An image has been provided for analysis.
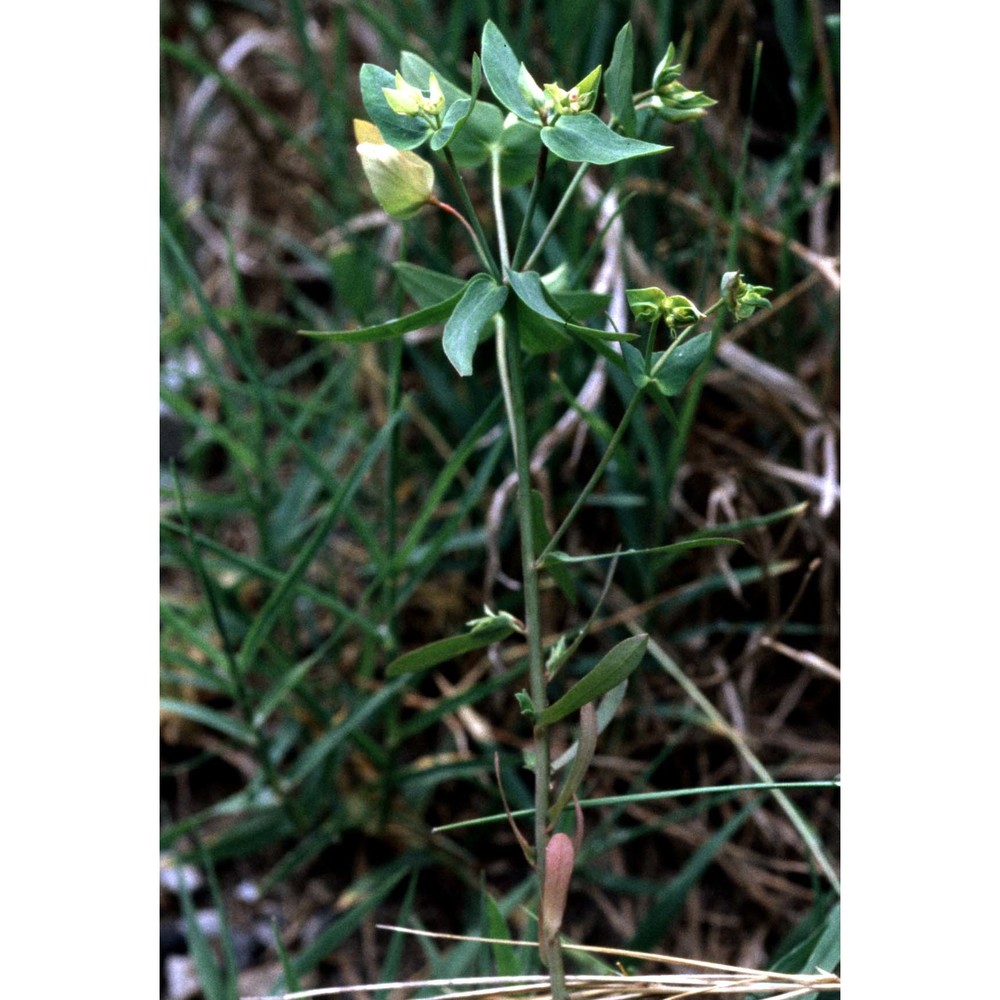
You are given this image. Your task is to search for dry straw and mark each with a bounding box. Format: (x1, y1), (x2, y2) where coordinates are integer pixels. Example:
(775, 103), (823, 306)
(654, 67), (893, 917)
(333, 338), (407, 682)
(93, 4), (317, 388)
(241, 927), (840, 1000)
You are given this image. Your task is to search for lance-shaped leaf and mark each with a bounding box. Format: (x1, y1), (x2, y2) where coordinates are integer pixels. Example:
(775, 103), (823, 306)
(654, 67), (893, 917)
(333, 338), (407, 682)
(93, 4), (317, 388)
(443, 274), (509, 376)
(393, 261), (466, 307)
(300, 288), (464, 343)
(537, 634), (648, 727)
(386, 612), (519, 677)
(481, 20), (540, 123)
(605, 22), (636, 136)
(548, 702), (598, 823)
(540, 536), (741, 567)
(541, 113), (669, 164)
(359, 64), (432, 150)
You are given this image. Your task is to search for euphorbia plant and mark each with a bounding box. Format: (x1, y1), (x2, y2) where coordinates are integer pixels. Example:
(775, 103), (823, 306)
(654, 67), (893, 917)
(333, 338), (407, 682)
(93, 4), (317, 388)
(304, 21), (770, 1000)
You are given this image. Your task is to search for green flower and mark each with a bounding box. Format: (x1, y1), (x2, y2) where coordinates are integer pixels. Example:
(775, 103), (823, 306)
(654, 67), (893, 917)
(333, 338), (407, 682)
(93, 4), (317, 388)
(720, 271), (772, 320)
(354, 120), (435, 220)
(382, 70), (445, 118)
(627, 287), (703, 331)
(519, 63), (602, 117)
(542, 65), (602, 116)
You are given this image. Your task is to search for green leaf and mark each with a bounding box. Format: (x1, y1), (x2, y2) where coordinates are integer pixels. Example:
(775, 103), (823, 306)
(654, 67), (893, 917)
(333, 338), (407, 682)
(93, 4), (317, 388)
(498, 120), (543, 186)
(537, 634), (648, 727)
(541, 537), (740, 566)
(552, 289), (611, 320)
(359, 64), (431, 150)
(506, 268), (566, 324)
(451, 101), (506, 167)
(541, 113), (669, 164)
(481, 21), (540, 122)
(483, 891), (519, 978)
(431, 54), (482, 151)
(630, 797), (761, 950)
(529, 490), (575, 602)
(516, 298), (572, 354)
(621, 342), (648, 388)
(564, 319), (638, 343)
(393, 261), (466, 307)
(443, 274), (509, 376)
(653, 330), (713, 395)
(399, 51), (467, 104)
(300, 289), (463, 343)
(387, 614), (518, 677)
(605, 23), (636, 135)
(159, 697), (256, 745)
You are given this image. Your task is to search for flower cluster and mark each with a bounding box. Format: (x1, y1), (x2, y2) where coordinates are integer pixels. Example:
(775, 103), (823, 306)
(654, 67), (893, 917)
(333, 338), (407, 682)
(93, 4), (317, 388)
(519, 64), (602, 118)
(720, 271), (773, 320)
(382, 71), (446, 120)
(626, 287), (703, 332)
(648, 43), (716, 123)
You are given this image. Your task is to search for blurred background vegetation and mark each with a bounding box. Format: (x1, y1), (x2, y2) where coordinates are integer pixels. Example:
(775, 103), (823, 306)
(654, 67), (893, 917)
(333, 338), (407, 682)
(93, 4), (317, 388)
(160, 1), (840, 997)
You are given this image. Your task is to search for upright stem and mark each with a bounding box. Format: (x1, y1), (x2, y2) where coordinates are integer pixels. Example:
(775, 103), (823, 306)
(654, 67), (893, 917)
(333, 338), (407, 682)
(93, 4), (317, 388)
(495, 309), (565, 1000)
(511, 144), (549, 271)
(444, 148), (500, 280)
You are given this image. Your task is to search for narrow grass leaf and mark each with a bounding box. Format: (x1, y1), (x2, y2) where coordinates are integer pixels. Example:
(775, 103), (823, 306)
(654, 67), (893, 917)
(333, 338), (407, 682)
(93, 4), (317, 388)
(236, 411), (403, 674)
(482, 890), (519, 978)
(299, 291), (463, 343)
(394, 396), (503, 568)
(629, 796), (762, 951)
(276, 860), (412, 989)
(542, 537), (740, 566)
(443, 274), (508, 376)
(159, 697), (256, 746)
(176, 861), (227, 1000)
(537, 634), (648, 727)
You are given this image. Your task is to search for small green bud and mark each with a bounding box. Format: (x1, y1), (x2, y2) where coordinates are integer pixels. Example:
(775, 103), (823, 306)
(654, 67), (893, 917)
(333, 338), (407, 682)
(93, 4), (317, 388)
(650, 79), (717, 123)
(649, 45), (716, 123)
(424, 72), (446, 115)
(652, 43), (683, 90)
(354, 119), (435, 220)
(721, 270), (773, 320)
(383, 72), (424, 116)
(515, 690), (536, 717)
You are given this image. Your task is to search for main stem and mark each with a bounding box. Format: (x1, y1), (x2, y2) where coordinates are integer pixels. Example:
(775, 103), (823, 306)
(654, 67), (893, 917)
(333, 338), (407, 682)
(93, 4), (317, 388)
(496, 311), (566, 1000)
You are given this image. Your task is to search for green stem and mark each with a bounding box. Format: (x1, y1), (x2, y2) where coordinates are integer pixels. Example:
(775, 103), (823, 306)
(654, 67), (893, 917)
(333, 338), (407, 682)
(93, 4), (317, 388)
(495, 308), (564, 1000)
(490, 146), (511, 272)
(443, 147), (500, 280)
(523, 161), (589, 271)
(536, 306), (723, 567)
(511, 144), (549, 271)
